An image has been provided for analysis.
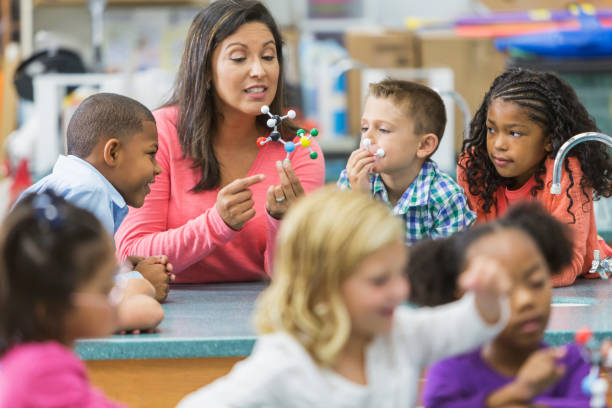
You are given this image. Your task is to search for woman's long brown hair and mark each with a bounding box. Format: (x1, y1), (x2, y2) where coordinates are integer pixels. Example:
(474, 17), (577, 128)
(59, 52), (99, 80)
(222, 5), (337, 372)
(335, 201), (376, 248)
(165, 0), (289, 191)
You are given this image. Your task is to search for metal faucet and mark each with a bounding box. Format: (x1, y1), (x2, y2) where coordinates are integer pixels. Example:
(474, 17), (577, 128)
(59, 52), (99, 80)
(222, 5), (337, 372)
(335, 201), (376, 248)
(550, 132), (612, 194)
(438, 90), (471, 141)
(550, 132), (612, 282)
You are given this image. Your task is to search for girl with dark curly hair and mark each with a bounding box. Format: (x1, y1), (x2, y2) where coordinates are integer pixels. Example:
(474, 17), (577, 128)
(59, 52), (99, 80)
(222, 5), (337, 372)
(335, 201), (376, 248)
(457, 68), (612, 287)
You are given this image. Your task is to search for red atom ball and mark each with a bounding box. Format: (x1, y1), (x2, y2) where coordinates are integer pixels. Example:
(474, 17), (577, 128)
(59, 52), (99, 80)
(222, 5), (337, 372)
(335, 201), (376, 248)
(257, 137), (267, 147)
(575, 326), (593, 345)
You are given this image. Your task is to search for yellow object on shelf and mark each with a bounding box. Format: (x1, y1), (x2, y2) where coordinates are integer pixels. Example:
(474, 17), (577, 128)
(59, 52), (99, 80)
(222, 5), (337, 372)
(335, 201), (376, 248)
(0, 43), (20, 170)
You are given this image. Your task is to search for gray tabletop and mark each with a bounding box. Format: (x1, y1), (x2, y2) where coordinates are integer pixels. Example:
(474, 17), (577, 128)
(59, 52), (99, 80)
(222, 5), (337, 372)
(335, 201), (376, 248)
(76, 278), (612, 360)
(76, 283), (263, 360)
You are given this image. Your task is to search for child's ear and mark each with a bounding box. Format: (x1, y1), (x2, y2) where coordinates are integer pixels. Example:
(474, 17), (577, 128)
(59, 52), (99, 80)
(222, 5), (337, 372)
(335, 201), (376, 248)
(544, 134), (553, 153)
(416, 133), (439, 159)
(103, 138), (122, 167)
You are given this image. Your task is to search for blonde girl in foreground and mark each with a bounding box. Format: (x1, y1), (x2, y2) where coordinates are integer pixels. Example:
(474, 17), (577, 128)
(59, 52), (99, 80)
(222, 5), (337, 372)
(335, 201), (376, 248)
(178, 187), (512, 408)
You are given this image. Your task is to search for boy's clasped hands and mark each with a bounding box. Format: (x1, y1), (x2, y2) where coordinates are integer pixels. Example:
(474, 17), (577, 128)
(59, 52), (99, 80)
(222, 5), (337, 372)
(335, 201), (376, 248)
(127, 255), (175, 302)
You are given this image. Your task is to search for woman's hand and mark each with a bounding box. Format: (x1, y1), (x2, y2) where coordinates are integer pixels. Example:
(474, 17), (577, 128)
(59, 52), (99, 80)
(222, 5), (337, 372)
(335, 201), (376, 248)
(266, 159), (305, 219)
(346, 148), (375, 193)
(216, 174), (265, 230)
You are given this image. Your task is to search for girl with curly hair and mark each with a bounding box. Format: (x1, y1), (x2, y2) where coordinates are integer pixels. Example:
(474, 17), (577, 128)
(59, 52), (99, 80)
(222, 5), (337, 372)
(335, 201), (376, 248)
(458, 68), (612, 287)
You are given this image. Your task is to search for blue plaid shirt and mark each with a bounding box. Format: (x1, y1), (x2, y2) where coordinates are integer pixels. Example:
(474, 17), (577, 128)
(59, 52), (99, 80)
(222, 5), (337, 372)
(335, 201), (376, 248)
(337, 160), (475, 245)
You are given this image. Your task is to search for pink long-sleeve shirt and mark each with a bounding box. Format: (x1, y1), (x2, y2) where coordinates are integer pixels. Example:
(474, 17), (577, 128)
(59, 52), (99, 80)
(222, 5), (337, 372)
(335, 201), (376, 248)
(0, 341), (125, 408)
(115, 106), (325, 283)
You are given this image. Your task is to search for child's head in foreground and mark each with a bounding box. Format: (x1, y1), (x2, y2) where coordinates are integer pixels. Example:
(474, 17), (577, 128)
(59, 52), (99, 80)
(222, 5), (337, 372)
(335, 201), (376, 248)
(361, 79), (446, 175)
(66, 92), (162, 207)
(460, 68), (612, 216)
(409, 202), (573, 349)
(0, 191), (118, 353)
(256, 186), (408, 365)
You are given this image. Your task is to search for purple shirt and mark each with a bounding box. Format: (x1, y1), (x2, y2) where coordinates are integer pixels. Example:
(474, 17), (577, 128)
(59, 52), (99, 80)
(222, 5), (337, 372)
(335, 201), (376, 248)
(423, 343), (591, 408)
(0, 341), (124, 408)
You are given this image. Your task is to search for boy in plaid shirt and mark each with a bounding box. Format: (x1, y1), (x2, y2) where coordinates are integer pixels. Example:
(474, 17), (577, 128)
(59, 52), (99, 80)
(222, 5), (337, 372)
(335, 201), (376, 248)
(337, 79), (475, 244)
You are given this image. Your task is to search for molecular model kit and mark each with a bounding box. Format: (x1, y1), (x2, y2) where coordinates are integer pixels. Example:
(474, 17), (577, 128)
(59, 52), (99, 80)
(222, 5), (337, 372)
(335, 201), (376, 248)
(575, 327), (612, 408)
(590, 250), (612, 279)
(257, 105), (319, 161)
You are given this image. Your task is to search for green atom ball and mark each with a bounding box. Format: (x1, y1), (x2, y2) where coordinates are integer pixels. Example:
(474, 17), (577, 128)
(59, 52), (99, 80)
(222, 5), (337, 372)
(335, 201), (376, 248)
(310, 128), (319, 137)
(297, 129), (306, 136)
(309, 151), (318, 160)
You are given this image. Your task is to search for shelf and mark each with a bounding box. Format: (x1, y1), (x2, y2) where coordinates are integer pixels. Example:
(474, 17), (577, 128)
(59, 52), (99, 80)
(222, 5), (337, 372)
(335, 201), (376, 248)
(318, 135), (358, 154)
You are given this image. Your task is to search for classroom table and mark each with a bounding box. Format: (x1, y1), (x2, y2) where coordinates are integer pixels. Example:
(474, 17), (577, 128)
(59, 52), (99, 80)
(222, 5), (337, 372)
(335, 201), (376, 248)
(78, 277), (612, 408)
(78, 283), (260, 408)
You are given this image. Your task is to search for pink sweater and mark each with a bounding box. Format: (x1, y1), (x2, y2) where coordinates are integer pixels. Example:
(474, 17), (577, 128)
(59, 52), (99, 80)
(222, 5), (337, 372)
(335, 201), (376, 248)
(458, 157), (602, 287)
(115, 107), (325, 283)
(0, 341), (124, 408)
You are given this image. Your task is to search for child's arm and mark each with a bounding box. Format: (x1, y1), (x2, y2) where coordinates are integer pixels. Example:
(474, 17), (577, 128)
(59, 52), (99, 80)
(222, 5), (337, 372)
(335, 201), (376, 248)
(458, 256), (512, 325)
(430, 184), (476, 239)
(546, 158), (594, 287)
(177, 335), (297, 407)
(115, 278), (164, 333)
(398, 256), (511, 368)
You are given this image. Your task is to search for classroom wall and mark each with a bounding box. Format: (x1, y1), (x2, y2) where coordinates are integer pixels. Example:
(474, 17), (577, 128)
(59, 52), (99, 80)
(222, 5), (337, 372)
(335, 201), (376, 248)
(32, 1), (487, 68)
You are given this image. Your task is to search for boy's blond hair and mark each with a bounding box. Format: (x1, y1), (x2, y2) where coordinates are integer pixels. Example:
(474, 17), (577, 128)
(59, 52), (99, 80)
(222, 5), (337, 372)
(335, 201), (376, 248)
(368, 78), (446, 154)
(255, 186), (404, 366)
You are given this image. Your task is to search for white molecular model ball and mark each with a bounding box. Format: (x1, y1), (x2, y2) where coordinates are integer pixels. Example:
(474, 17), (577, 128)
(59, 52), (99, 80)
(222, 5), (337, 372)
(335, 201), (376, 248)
(260, 105), (270, 115)
(361, 138), (385, 157)
(287, 110), (296, 119)
(593, 378), (609, 394)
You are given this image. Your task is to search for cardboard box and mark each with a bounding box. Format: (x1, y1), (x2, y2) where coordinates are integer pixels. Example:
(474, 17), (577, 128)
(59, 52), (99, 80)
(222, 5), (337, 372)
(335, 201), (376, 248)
(344, 29), (421, 135)
(480, 0), (612, 11)
(343, 28), (506, 153)
(345, 29), (421, 68)
(281, 27), (300, 86)
(418, 30), (507, 151)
